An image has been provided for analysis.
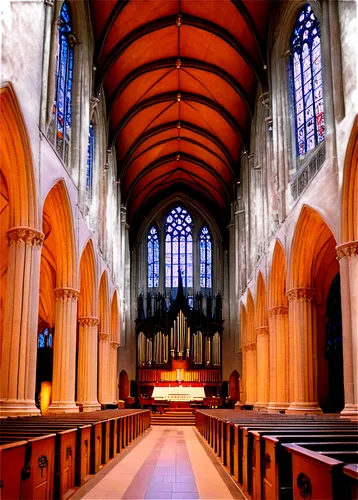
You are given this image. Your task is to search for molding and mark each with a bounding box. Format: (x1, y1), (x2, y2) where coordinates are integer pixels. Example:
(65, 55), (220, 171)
(268, 306), (288, 318)
(6, 226), (45, 247)
(54, 287), (80, 301)
(286, 287), (316, 302)
(336, 241), (358, 260)
(256, 326), (269, 336)
(78, 317), (99, 327)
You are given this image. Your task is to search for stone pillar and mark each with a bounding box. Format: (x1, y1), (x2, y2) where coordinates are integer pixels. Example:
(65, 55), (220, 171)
(286, 288), (322, 414)
(241, 345), (247, 403)
(267, 306), (289, 412)
(255, 327), (269, 410)
(48, 288), (80, 413)
(76, 317), (101, 411)
(98, 332), (111, 405)
(245, 343), (257, 406)
(109, 341), (120, 402)
(337, 242), (358, 418)
(0, 227), (44, 417)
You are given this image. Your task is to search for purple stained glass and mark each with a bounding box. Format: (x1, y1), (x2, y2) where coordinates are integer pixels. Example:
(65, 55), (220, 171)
(291, 5), (325, 156)
(87, 121), (94, 191)
(199, 226), (212, 288)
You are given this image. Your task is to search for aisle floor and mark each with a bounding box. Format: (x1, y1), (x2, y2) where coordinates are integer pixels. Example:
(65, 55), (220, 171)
(74, 426), (245, 500)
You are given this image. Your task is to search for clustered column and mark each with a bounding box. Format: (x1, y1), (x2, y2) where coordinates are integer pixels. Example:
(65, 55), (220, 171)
(110, 341), (120, 402)
(0, 227), (44, 416)
(337, 241), (358, 417)
(286, 288), (321, 414)
(77, 317), (101, 411)
(255, 326), (269, 409)
(267, 306), (289, 411)
(98, 332), (111, 404)
(49, 287), (80, 413)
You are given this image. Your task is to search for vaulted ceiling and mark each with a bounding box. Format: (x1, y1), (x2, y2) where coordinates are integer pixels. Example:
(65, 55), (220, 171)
(89, 0), (273, 228)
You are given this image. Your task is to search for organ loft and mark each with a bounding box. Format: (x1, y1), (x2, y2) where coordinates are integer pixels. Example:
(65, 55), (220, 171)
(0, 0), (357, 499)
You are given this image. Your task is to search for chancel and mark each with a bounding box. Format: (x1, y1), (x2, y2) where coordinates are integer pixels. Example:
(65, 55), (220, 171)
(0, 0), (357, 498)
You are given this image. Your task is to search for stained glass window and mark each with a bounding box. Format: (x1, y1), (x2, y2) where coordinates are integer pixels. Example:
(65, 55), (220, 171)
(199, 226), (212, 288)
(291, 5), (325, 156)
(87, 121), (94, 191)
(48, 2), (74, 164)
(165, 206), (193, 288)
(148, 227), (159, 288)
(38, 327), (52, 348)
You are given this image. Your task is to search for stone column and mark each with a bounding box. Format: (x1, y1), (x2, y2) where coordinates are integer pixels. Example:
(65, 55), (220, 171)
(245, 343), (257, 406)
(109, 341), (120, 402)
(48, 288), (80, 413)
(0, 227), (44, 417)
(76, 317), (101, 411)
(337, 241), (358, 418)
(286, 288), (322, 414)
(255, 327), (269, 410)
(267, 306), (289, 412)
(98, 332), (111, 405)
(241, 345), (247, 403)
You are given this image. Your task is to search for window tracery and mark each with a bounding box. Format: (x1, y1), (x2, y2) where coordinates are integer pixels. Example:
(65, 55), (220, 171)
(291, 4), (325, 156)
(148, 227), (159, 288)
(200, 226), (212, 289)
(165, 207), (193, 288)
(86, 121), (94, 192)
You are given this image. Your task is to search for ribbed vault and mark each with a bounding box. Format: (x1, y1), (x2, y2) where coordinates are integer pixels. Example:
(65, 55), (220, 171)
(89, 0), (273, 226)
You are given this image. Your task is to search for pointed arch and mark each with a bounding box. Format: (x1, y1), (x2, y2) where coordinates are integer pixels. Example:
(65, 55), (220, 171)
(268, 240), (288, 309)
(229, 370), (240, 403)
(0, 83), (38, 229)
(240, 302), (247, 347)
(111, 289), (120, 343)
(119, 370), (129, 400)
(255, 272), (267, 328)
(247, 289), (255, 344)
(42, 180), (77, 288)
(78, 239), (97, 317)
(99, 270), (110, 334)
(341, 114), (358, 242)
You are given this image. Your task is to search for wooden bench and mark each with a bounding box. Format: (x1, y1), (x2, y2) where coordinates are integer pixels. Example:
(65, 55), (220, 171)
(343, 464), (358, 500)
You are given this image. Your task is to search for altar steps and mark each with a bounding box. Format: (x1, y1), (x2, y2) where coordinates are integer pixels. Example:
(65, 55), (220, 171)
(150, 411), (196, 426)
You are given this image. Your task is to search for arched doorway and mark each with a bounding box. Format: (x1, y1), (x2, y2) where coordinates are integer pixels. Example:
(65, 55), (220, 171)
(119, 370), (129, 401)
(229, 370), (240, 404)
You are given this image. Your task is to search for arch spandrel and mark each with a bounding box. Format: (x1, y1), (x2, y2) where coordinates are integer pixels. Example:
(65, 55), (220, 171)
(78, 239), (97, 318)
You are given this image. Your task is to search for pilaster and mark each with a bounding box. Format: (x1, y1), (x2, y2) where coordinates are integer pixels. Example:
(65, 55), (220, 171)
(286, 288), (322, 414)
(76, 317), (101, 411)
(254, 326), (269, 410)
(336, 241), (358, 419)
(98, 332), (111, 404)
(110, 341), (120, 402)
(0, 227), (44, 417)
(48, 287), (80, 413)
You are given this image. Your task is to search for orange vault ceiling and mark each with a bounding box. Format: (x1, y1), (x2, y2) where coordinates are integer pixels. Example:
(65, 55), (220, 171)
(89, 0), (273, 228)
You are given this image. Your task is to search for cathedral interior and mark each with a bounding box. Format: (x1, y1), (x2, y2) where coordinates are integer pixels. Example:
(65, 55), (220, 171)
(0, 0), (357, 498)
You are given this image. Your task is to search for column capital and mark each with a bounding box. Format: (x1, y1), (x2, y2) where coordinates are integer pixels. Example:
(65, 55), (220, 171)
(6, 226), (45, 247)
(78, 316), (99, 327)
(99, 332), (110, 342)
(256, 326), (269, 336)
(247, 342), (256, 351)
(286, 287), (316, 302)
(54, 287), (80, 301)
(110, 341), (120, 350)
(336, 241), (358, 260)
(268, 306), (288, 318)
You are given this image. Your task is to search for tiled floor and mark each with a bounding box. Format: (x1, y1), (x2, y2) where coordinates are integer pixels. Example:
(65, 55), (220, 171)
(74, 426), (245, 500)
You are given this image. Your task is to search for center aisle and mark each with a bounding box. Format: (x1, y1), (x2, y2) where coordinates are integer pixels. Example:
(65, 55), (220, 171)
(74, 426), (245, 500)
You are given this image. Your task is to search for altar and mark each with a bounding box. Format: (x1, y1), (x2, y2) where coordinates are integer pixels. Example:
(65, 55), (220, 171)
(152, 386), (205, 402)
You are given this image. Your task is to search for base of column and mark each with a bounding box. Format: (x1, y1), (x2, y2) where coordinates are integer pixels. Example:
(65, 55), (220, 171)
(253, 402), (268, 412)
(267, 402), (290, 413)
(0, 401), (40, 418)
(286, 401), (322, 414)
(340, 404), (358, 420)
(77, 402), (101, 412)
(48, 401), (79, 414)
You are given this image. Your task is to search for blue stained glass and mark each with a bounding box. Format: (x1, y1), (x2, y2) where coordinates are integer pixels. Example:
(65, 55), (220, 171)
(51, 2), (74, 162)
(291, 5), (325, 156)
(87, 121), (94, 192)
(199, 226), (212, 288)
(165, 206), (193, 288)
(47, 332), (53, 348)
(148, 227), (159, 288)
(38, 333), (45, 348)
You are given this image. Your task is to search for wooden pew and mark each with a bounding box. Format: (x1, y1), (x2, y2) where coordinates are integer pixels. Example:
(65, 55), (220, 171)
(262, 433), (358, 500)
(0, 440), (28, 499)
(343, 464), (358, 500)
(283, 443), (358, 500)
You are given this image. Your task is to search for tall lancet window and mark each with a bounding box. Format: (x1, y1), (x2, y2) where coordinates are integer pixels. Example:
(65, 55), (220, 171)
(291, 5), (325, 156)
(86, 121), (94, 192)
(148, 227), (159, 288)
(200, 226), (212, 288)
(165, 207), (193, 288)
(48, 2), (74, 164)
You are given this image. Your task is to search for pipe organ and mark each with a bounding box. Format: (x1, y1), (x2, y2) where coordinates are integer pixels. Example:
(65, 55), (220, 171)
(135, 282), (223, 373)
